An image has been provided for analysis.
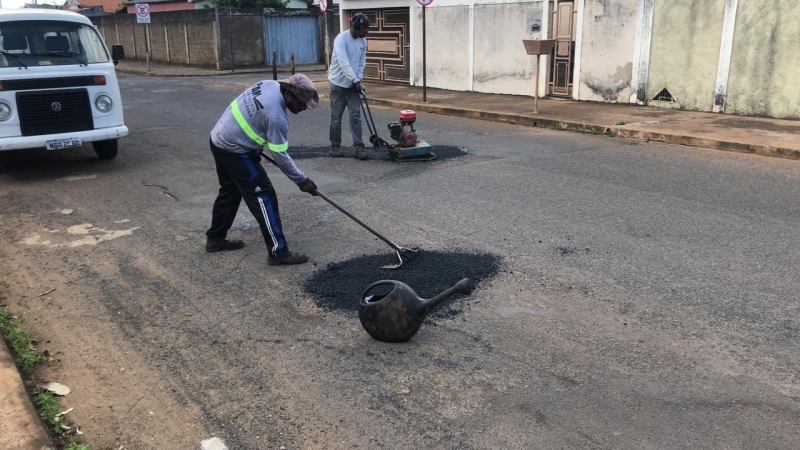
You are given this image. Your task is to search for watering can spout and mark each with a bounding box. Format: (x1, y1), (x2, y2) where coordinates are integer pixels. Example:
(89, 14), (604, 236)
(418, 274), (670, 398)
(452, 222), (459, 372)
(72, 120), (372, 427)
(423, 278), (474, 314)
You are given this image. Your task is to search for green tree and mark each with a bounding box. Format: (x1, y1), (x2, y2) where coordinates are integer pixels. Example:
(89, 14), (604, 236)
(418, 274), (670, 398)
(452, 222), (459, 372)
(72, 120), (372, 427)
(212, 0), (287, 7)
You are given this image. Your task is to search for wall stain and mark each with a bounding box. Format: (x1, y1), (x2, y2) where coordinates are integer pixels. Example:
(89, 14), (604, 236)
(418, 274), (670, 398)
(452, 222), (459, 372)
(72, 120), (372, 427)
(583, 62), (632, 102)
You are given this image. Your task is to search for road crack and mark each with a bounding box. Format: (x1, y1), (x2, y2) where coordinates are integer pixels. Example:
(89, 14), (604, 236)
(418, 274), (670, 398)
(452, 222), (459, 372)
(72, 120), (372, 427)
(142, 182), (178, 201)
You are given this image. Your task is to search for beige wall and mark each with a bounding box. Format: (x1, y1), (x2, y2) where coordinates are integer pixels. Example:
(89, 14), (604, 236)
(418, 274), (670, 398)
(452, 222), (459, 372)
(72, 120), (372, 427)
(725, 1), (800, 119)
(577, 0), (638, 103)
(472, 2), (542, 96)
(93, 10), (220, 67)
(646, 0), (725, 111)
(412, 6), (471, 91)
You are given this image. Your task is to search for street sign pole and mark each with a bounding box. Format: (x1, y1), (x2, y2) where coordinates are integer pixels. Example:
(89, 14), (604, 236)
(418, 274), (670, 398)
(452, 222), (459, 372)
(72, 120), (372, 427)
(320, 0), (329, 74)
(422, 4), (426, 103)
(417, 0), (432, 102)
(229, 6), (234, 72)
(145, 25), (149, 71)
(135, 4), (151, 71)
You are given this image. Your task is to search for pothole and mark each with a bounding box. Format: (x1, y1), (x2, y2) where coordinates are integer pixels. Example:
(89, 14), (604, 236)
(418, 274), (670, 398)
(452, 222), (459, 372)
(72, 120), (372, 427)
(302, 250), (501, 319)
(288, 145), (469, 161)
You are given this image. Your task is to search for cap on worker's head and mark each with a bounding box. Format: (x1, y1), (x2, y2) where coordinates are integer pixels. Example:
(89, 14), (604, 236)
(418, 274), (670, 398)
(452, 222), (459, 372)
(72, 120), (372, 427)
(278, 73), (319, 109)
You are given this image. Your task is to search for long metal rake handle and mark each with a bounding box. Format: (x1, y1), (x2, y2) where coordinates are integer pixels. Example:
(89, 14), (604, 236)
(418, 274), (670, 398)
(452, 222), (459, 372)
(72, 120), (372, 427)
(259, 151), (402, 253)
(313, 190), (403, 252)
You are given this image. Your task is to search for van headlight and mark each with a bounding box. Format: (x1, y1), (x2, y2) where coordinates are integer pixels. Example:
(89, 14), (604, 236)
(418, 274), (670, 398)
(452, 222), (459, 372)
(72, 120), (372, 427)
(95, 95), (113, 112)
(0, 102), (11, 121)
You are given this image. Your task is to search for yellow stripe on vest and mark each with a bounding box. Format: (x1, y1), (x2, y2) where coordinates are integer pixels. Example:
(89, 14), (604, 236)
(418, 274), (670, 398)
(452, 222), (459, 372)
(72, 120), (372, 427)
(230, 100), (266, 146)
(267, 142), (288, 153)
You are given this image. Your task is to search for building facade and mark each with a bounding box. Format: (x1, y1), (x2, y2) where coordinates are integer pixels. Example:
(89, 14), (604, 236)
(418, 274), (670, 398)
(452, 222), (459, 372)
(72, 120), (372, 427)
(336, 0), (800, 119)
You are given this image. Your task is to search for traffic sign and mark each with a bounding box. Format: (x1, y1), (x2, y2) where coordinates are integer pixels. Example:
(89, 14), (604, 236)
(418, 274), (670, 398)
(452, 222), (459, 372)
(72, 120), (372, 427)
(416, 0), (433, 6)
(319, 0), (327, 13)
(135, 4), (151, 24)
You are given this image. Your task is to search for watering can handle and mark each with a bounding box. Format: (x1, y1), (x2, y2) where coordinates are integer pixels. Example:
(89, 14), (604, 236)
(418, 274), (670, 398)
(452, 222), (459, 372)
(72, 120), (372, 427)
(361, 280), (398, 299)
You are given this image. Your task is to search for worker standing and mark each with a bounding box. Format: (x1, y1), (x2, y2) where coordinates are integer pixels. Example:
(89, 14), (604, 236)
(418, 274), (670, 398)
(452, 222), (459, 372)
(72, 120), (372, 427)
(328, 12), (370, 160)
(206, 74), (319, 266)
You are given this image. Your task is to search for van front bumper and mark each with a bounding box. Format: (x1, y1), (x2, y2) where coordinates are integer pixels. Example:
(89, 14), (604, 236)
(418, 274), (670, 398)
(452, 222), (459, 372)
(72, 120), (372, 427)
(0, 126), (129, 151)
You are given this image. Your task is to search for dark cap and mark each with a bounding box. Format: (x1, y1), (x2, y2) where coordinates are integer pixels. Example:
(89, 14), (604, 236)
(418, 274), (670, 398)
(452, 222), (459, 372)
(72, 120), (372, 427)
(278, 73), (319, 109)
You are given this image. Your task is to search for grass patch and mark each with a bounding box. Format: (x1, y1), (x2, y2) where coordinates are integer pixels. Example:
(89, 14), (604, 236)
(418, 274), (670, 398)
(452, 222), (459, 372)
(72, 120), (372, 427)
(1, 288), (91, 449)
(0, 306), (42, 375)
(34, 391), (63, 434)
(616, 120), (627, 126)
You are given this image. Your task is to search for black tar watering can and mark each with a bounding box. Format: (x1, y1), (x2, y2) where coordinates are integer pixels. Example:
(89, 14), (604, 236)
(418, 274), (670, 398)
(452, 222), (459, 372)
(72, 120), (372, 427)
(358, 278), (474, 343)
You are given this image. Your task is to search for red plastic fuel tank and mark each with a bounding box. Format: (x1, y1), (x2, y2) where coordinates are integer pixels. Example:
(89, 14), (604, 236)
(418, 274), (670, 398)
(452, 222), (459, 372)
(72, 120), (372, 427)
(399, 110), (416, 124)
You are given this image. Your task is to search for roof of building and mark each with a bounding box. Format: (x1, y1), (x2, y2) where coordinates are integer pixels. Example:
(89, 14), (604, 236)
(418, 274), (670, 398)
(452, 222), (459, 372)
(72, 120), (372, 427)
(63, 0), (125, 14)
(0, 8), (93, 24)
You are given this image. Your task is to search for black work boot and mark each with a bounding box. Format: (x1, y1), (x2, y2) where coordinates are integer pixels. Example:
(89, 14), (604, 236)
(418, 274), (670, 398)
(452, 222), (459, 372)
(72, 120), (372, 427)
(268, 250), (309, 266)
(206, 238), (245, 253)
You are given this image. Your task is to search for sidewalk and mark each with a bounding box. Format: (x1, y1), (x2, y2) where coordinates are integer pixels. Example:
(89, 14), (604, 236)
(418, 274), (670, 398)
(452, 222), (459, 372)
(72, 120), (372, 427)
(359, 83), (800, 161)
(115, 60), (327, 78)
(0, 339), (53, 450)
(114, 60), (800, 160)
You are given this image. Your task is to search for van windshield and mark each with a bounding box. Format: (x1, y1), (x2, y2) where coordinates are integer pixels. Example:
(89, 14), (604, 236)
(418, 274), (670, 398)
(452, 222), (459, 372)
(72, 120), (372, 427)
(0, 20), (109, 68)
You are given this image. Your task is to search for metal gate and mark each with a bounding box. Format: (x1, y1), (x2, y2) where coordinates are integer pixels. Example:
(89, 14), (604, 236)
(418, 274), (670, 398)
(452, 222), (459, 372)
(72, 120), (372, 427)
(264, 16), (320, 65)
(347, 8), (410, 83)
(548, 0), (577, 97)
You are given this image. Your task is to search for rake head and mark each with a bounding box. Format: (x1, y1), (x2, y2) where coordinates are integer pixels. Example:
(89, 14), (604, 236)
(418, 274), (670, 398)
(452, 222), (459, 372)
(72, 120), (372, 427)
(381, 246), (421, 270)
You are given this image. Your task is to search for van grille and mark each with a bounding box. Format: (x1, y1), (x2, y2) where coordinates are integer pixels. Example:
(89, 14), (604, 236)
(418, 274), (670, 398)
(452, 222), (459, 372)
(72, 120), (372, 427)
(16, 89), (93, 137)
(4, 77), (98, 91)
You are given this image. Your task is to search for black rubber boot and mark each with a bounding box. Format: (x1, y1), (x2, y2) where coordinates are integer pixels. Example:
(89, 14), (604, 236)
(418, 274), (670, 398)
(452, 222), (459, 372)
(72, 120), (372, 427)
(206, 238), (245, 253)
(268, 251), (309, 265)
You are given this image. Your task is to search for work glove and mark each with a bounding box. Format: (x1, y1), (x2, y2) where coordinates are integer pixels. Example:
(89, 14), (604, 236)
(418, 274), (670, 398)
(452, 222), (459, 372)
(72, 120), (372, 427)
(298, 177), (318, 196)
(354, 81), (363, 93)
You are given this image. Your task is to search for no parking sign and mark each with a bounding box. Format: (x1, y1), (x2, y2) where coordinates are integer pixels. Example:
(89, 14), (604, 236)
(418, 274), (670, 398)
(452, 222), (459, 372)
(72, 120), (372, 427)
(416, 0), (433, 5)
(319, 0), (327, 13)
(135, 4), (150, 24)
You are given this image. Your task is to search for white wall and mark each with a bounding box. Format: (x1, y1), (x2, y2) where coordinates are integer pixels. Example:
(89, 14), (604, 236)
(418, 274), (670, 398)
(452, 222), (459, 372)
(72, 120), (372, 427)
(577, 0), (638, 102)
(412, 5), (471, 91)
(472, 2), (544, 95)
(341, 0), (546, 95)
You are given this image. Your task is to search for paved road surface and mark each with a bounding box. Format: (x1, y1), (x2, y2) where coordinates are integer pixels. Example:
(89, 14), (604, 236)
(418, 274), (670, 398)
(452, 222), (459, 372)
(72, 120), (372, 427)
(1, 74), (799, 449)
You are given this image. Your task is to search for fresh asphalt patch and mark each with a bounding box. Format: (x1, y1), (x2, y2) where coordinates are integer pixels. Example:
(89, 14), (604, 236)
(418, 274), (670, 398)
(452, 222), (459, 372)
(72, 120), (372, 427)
(302, 250), (502, 319)
(289, 145), (469, 161)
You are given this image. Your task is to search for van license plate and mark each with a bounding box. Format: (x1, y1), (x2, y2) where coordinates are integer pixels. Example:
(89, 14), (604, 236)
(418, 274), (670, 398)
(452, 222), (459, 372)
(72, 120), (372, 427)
(46, 138), (82, 150)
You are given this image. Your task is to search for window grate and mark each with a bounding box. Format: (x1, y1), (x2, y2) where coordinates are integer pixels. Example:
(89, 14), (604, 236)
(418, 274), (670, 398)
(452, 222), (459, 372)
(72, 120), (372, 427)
(652, 88), (675, 103)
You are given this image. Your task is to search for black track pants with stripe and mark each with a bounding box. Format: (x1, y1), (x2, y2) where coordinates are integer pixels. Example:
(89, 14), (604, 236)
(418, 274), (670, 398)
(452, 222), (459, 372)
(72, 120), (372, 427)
(206, 140), (288, 257)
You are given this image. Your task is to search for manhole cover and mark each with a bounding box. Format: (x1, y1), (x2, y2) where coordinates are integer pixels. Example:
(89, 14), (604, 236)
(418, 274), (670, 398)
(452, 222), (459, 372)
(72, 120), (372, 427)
(288, 145), (468, 161)
(303, 250), (501, 319)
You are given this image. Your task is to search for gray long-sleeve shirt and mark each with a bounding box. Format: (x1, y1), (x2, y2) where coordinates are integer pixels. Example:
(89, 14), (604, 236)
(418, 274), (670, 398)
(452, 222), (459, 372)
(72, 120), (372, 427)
(210, 80), (306, 183)
(328, 30), (366, 88)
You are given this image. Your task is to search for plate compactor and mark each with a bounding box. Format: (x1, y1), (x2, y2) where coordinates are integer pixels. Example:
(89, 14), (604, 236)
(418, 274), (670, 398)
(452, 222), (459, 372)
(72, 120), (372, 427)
(358, 89), (436, 162)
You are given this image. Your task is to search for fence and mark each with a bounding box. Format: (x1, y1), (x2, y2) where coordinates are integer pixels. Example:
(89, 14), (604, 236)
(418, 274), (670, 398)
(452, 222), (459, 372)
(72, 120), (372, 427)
(91, 8), (336, 70)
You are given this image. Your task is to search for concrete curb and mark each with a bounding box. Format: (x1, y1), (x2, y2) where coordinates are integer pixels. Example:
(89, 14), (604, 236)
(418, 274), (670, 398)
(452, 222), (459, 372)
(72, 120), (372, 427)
(365, 97), (800, 161)
(611, 128), (800, 160)
(116, 68), (277, 78)
(0, 338), (54, 450)
(115, 65), (327, 78)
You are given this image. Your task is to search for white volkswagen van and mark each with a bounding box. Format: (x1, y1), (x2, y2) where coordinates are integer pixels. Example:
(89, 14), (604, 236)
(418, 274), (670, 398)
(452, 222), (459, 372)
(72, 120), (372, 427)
(0, 9), (127, 159)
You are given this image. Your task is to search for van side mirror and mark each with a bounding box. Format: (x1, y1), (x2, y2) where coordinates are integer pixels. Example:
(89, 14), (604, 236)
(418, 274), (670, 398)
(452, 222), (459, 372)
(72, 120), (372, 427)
(111, 44), (124, 65)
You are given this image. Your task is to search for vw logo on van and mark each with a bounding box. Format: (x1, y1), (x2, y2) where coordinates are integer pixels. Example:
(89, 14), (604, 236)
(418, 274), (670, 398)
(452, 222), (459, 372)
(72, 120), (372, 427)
(51, 102), (63, 112)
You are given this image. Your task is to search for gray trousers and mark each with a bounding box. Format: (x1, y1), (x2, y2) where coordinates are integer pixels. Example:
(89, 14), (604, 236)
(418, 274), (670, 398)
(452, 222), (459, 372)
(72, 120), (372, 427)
(329, 82), (364, 148)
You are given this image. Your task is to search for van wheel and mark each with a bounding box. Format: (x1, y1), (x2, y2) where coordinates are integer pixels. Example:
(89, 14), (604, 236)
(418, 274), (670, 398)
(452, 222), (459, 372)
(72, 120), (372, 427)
(93, 139), (118, 160)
